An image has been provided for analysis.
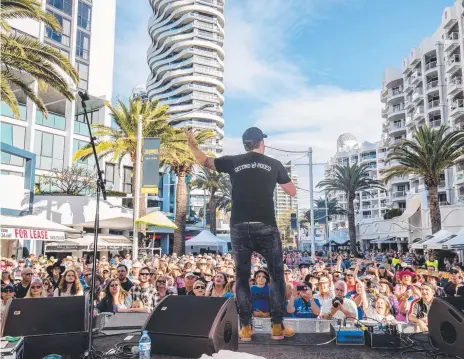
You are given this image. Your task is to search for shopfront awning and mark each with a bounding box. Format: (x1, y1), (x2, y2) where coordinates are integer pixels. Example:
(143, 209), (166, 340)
(426, 229), (464, 250)
(411, 229), (453, 250)
(135, 211), (178, 230)
(370, 237), (394, 244)
(45, 234), (132, 252)
(1, 214), (80, 242)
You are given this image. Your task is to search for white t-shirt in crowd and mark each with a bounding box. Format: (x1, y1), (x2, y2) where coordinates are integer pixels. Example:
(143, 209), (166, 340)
(314, 291), (334, 310)
(319, 297), (358, 320)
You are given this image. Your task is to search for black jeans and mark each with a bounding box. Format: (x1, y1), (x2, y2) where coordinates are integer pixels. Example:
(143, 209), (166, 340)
(230, 222), (285, 326)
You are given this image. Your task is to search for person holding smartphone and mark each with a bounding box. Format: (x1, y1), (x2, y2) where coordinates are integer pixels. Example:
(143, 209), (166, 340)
(286, 283), (321, 318)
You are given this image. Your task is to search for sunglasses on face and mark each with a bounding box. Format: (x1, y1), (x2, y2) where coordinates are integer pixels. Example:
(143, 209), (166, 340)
(2, 289), (14, 293)
(346, 274), (354, 277)
(150, 273), (156, 276)
(85, 274), (92, 277)
(157, 280), (166, 284)
(23, 273), (33, 276)
(194, 286), (205, 290)
(31, 286), (42, 290)
(110, 284), (119, 288)
(139, 273), (150, 276)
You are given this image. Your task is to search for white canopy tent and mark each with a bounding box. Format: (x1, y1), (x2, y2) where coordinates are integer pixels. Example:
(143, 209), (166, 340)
(411, 229), (454, 250)
(425, 229), (464, 250)
(185, 230), (228, 254)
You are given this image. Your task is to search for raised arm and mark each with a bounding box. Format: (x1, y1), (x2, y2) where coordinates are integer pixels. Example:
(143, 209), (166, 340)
(186, 130), (216, 170)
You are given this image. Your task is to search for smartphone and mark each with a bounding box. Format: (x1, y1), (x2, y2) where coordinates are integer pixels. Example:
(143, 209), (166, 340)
(296, 285), (308, 292)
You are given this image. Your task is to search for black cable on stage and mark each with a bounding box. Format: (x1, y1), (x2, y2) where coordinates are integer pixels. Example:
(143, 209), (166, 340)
(104, 341), (139, 358)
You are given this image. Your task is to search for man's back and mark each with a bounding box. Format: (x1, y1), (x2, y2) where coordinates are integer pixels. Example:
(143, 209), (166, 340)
(215, 152), (290, 226)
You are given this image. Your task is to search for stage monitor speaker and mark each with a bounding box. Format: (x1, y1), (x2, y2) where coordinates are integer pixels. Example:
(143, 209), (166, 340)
(143, 295), (238, 357)
(428, 297), (464, 358)
(2, 296), (87, 359)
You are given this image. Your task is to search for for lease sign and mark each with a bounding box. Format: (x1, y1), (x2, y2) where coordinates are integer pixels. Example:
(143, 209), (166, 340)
(0, 228), (65, 241)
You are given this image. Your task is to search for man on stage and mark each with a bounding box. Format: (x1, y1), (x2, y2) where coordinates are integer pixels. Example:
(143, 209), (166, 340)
(187, 127), (297, 341)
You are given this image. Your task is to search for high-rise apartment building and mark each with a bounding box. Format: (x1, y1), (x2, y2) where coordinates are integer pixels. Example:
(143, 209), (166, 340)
(324, 134), (389, 227)
(1, 0), (123, 191)
(380, 0), (464, 207)
(146, 0), (225, 155)
(275, 162), (299, 219)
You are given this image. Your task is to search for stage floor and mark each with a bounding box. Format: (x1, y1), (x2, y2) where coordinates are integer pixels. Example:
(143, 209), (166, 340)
(93, 332), (431, 359)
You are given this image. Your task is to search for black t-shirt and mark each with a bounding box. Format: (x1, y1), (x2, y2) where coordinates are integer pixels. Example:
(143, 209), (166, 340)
(14, 282), (30, 299)
(120, 278), (133, 292)
(444, 281), (456, 297)
(214, 152), (291, 226)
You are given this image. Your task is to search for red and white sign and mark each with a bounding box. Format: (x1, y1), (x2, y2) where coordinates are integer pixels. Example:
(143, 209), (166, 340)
(0, 228), (65, 241)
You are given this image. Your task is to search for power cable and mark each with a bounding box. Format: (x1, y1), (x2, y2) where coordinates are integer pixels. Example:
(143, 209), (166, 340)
(265, 145), (308, 154)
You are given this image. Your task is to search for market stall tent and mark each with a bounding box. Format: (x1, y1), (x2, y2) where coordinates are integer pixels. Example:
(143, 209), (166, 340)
(185, 230), (228, 254)
(411, 229), (453, 250)
(426, 229), (464, 250)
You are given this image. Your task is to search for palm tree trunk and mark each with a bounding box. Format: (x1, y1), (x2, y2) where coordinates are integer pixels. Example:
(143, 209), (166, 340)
(428, 185), (442, 234)
(174, 172), (188, 255)
(209, 189), (217, 235)
(347, 192), (359, 257)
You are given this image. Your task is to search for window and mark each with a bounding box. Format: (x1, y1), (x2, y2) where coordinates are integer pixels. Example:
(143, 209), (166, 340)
(47, 0), (73, 15)
(36, 111), (66, 130)
(1, 101), (27, 121)
(34, 130), (65, 170)
(76, 30), (90, 60)
(76, 62), (89, 90)
(45, 11), (70, 46)
(73, 139), (95, 170)
(77, 1), (91, 30)
(1, 123), (26, 166)
(123, 166), (133, 194)
(74, 110), (99, 136)
(105, 163), (115, 188)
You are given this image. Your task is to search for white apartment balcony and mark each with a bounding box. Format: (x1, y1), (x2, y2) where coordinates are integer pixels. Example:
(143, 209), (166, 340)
(412, 88), (423, 103)
(392, 191), (407, 200)
(388, 87), (404, 102)
(428, 117), (442, 128)
(403, 79), (413, 93)
(411, 70), (422, 85)
(427, 99), (440, 112)
(381, 106), (389, 118)
(455, 171), (464, 186)
(445, 32), (460, 52)
(424, 61), (437, 74)
(406, 115), (415, 127)
(449, 99), (464, 118)
(380, 88), (388, 103)
(390, 175), (409, 184)
(446, 54), (461, 74)
(360, 155), (376, 163)
(413, 106), (424, 121)
(404, 95), (413, 110)
(448, 76), (463, 96)
(389, 122), (406, 135)
(388, 104), (405, 119)
(443, 8), (458, 30)
(426, 80), (439, 94)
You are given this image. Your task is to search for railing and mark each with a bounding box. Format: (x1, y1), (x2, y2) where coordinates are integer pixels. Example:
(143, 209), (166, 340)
(447, 54), (461, 67)
(414, 106), (424, 116)
(455, 171), (464, 184)
(390, 104), (405, 114)
(412, 88), (423, 100)
(36, 111), (66, 130)
(391, 122), (405, 130)
(1, 102), (27, 121)
(427, 80), (438, 89)
(447, 31), (459, 40)
(429, 119), (441, 127)
(425, 61), (437, 71)
(450, 99), (464, 112)
(391, 87), (403, 96)
(439, 201), (449, 206)
(449, 76), (462, 90)
(392, 191), (406, 198)
(428, 99), (439, 109)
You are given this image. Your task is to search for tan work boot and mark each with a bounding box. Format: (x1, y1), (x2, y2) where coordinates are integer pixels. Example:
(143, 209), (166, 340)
(239, 325), (253, 342)
(271, 323), (295, 340)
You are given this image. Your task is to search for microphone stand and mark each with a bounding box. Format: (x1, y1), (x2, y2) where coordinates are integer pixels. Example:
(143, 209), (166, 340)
(78, 91), (107, 359)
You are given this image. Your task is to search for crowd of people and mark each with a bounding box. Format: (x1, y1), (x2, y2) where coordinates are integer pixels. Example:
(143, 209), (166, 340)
(1, 249), (464, 337)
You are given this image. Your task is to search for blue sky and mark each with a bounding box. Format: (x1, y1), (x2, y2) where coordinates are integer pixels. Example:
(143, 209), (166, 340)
(113, 0), (454, 206)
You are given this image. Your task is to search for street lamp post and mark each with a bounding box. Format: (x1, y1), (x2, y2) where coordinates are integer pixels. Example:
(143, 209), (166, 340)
(132, 103), (215, 258)
(308, 147), (316, 262)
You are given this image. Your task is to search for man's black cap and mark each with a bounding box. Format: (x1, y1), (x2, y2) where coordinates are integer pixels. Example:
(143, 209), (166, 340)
(242, 127), (267, 143)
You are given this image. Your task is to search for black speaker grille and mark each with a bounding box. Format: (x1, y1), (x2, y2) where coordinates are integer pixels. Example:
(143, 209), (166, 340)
(440, 321), (457, 344)
(145, 296), (227, 337)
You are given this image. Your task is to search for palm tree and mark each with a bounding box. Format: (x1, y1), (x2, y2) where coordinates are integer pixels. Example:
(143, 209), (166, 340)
(382, 125), (464, 234)
(191, 168), (228, 235)
(216, 175), (232, 213)
(72, 97), (180, 213)
(162, 130), (216, 255)
(306, 197), (346, 223)
(317, 163), (384, 256)
(1, 0), (79, 118)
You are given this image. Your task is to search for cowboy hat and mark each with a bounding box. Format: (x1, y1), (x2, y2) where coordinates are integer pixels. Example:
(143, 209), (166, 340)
(46, 261), (65, 277)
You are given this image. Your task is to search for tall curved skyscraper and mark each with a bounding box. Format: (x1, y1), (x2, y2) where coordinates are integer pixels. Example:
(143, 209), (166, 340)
(147, 0), (225, 154)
